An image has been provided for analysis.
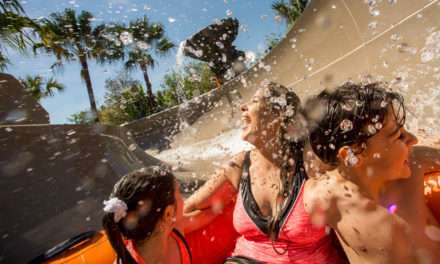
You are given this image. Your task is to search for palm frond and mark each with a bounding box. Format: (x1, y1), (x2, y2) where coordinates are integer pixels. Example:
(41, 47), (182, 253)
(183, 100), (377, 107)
(271, 0), (307, 26)
(20, 75), (43, 100)
(78, 10), (93, 36)
(0, 0), (24, 14)
(0, 49), (9, 70)
(124, 58), (138, 72)
(45, 77), (65, 96)
(155, 37), (175, 55)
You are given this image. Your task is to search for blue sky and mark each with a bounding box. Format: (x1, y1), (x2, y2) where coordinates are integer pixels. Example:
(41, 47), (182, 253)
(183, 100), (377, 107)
(6, 0), (286, 124)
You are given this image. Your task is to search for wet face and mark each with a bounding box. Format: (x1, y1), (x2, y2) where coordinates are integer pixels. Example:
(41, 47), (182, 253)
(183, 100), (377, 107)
(358, 108), (418, 181)
(240, 88), (280, 145)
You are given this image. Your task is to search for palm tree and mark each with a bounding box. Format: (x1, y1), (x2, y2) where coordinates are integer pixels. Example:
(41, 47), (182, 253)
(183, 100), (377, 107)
(272, 0), (309, 28)
(113, 16), (174, 110)
(0, 0), (37, 70)
(35, 9), (123, 122)
(20, 75), (64, 100)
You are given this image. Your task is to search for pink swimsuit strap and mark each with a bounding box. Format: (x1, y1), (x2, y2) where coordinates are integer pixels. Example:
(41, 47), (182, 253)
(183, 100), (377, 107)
(231, 152), (343, 263)
(125, 229), (192, 264)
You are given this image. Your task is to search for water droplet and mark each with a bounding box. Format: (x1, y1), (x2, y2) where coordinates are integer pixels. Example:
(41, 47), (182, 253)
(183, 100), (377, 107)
(136, 41), (150, 50)
(367, 124), (377, 135)
(368, 21), (378, 30)
(340, 119), (353, 133)
(421, 50), (435, 63)
(119, 31), (133, 45)
(375, 122), (383, 130)
(128, 144), (137, 151)
(370, 9), (380, 16)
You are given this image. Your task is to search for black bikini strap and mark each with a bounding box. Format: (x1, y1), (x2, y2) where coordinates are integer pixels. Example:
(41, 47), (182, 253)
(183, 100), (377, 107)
(172, 228), (192, 263)
(239, 151), (251, 190)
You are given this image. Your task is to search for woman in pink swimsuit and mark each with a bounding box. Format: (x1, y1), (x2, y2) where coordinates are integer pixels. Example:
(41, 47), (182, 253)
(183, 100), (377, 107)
(184, 82), (345, 263)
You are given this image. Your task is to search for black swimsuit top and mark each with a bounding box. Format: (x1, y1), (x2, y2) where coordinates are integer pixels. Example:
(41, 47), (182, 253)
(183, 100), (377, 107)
(239, 151), (306, 238)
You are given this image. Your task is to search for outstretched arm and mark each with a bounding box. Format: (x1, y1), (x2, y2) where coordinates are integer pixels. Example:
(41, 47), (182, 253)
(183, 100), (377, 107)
(181, 152), (245, 233)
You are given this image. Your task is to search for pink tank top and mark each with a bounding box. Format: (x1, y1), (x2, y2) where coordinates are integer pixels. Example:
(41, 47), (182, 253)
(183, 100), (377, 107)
(231, 153), (343, 264)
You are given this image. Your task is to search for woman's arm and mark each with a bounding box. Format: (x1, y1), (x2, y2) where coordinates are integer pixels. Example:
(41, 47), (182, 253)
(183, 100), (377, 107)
(181, 152), (245, 233)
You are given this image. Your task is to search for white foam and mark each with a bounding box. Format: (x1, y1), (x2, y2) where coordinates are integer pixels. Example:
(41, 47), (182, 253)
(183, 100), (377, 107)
(156, 128), (252, 165)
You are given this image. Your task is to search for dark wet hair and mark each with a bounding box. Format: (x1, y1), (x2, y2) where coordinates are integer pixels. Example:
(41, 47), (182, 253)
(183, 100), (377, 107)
(305, 82), (406, 166)
(102, 166), (175, 264)
(261, 82), (306, 241)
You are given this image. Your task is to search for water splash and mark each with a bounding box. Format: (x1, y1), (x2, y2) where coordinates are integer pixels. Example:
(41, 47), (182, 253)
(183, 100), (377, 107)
(176, 41), (186, 67)
(175, 41), (188, 103)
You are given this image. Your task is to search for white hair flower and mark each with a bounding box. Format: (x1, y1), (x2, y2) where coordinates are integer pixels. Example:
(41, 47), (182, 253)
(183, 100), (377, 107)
(103, 197), (128, 223)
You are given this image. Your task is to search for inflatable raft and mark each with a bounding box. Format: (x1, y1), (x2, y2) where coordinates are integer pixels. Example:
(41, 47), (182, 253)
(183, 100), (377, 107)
(30, 173), (440, 264)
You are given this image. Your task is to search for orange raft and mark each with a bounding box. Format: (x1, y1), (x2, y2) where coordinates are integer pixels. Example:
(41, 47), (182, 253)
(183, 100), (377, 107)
(34, 203), (237, 264)
(34, 173), (440, 264)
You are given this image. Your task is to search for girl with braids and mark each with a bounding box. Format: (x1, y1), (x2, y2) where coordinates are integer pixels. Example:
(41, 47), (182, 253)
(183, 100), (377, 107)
(102, 166), (191, 264)
(303, 82), (440, 263)
(184, 81), (344, 263)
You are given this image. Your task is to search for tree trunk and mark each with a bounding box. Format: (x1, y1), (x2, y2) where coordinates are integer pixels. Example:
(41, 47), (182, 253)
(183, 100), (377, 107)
(140, 62), (156, 111)
(79, 55), (99, 122)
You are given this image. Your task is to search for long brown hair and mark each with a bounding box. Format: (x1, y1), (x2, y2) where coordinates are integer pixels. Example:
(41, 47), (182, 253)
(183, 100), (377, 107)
(102, 166), (176, 264)
(261, 82), (306, 241)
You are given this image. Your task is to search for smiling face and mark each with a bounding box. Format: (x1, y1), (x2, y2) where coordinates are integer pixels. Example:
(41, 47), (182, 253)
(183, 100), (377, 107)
(240, 88), (280, 146)
(355, 108), (418, 181)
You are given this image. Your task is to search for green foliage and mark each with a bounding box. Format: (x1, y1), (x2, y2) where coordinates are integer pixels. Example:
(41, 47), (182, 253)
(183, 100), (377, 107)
(265, 33), (282, 52)
(156, 62), (217, 110)
(68, 110), (95, 124)
(34, 8), (124, 121)
(105, 16), (175, 109)
(36, 8), (122, 64)
(70, 62), (217, 125)
(20, 75), (64, 100)
(272, 0), (309, 28)
(99, 71), (151, 125)
(0, 0), (37, 70)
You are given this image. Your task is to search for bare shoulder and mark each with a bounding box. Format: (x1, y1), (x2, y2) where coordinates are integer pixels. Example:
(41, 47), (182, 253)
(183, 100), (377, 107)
(183, 152), (247, 213)
(222, 151), (247, 189)
(303, 172), (341, 218)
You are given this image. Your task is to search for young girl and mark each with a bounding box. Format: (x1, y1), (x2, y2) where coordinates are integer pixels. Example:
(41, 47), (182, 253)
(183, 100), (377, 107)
(303, 82), (440, 263)
(102, 166), (191, 264)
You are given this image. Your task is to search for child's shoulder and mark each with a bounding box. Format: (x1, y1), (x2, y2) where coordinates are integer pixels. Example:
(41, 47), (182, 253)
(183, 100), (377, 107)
(304, 171), (345, 219)
(305, 170), (345, 198)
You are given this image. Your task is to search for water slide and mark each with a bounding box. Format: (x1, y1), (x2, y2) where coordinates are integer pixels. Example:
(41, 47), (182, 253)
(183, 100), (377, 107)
(128, 0), (440, 181)
(1, 0), (440, 263)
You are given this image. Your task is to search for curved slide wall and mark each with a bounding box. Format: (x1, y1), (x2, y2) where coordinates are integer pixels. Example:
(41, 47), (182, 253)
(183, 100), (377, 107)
(130, 0), (440, 179)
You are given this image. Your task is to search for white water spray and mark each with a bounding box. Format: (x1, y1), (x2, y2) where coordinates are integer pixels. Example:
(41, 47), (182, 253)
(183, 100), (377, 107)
(174, 41), (188, 104)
